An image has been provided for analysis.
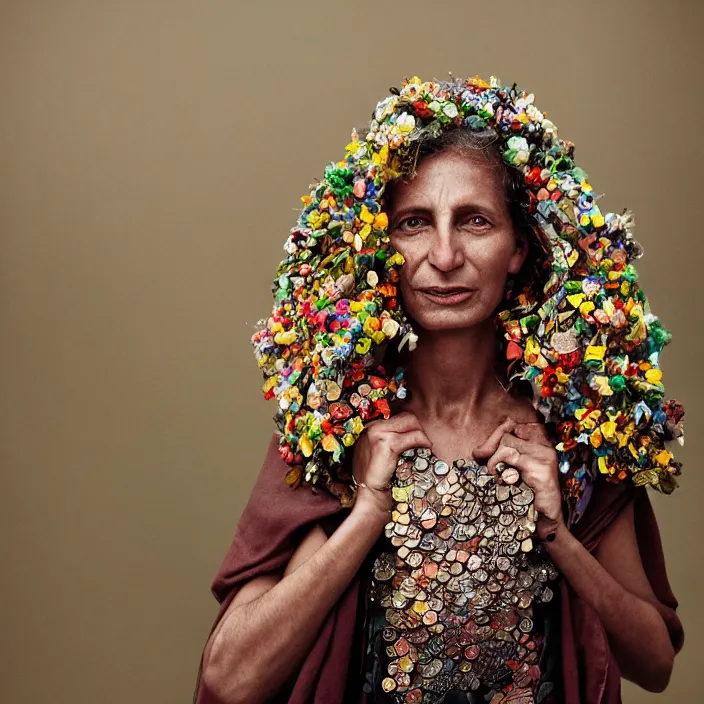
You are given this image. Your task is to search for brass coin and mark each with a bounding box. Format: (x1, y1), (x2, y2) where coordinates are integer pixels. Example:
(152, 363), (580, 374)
(381, 677), (396, 692)
(422, 610), (438, 625)
(519, 617), (534, 634)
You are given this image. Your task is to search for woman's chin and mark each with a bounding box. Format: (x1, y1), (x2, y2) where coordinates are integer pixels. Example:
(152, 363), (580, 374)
(410, 309), (492, 332)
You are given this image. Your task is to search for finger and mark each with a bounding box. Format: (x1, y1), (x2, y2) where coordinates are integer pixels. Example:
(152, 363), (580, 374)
(514, 422), (551, 447)
(486, 444), (522, 474)
(487, 445), (546, 479)
(393, 429), (432, 456)
(362, 417), (383, 432)
(500, 432), (550, 459)
(473, 417), (518, 459)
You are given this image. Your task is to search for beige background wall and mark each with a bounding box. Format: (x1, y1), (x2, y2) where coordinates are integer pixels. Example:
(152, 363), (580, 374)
(1, 1), (701, 702)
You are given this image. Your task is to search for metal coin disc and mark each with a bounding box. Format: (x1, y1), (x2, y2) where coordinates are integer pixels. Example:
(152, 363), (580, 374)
(368, 447), (559, 699)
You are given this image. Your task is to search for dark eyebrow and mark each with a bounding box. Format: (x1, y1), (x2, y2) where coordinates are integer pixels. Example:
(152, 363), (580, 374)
(390, 201), (503, 223)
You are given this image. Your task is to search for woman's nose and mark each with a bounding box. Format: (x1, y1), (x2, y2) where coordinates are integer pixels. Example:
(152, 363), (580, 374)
(427, 228), (464, 272)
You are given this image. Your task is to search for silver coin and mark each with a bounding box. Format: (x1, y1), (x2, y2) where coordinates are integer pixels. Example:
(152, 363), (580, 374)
(434, 460), (450, 476)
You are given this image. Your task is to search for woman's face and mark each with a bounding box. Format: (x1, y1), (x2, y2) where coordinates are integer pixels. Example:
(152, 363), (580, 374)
(387, 149), (527, 332)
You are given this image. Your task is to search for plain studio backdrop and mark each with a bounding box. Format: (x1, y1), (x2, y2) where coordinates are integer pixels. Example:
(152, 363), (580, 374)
(1, 1), (702, 702)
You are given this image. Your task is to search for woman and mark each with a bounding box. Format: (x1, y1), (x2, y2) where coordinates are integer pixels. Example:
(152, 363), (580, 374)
(193, 76), (684, 704)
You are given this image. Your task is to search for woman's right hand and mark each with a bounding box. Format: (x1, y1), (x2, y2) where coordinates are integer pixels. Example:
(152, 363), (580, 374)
(351, 411), (432, 517)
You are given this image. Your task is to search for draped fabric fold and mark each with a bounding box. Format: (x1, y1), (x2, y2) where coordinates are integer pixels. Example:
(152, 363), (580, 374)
(192, 434), (684, 704)
(560, 479), (685, 703)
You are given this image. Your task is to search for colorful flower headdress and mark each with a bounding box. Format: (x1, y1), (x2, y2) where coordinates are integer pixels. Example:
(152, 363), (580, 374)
(251, 75), (684, 524)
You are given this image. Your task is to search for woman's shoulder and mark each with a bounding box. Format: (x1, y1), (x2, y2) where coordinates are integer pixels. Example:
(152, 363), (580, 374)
(504, 388), (541, 424)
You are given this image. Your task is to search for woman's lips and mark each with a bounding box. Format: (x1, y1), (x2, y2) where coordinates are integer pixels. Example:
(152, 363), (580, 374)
(420, 288), (475, 305)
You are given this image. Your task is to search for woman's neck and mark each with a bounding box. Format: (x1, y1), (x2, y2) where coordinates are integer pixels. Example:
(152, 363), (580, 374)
(403, 319), (506, 429)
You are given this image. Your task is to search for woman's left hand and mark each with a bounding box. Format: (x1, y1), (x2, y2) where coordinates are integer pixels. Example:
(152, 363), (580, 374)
(473, 417), (564, 540)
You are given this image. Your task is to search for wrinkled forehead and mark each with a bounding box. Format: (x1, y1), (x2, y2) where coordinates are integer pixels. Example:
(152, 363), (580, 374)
(384, 148), (510, 216)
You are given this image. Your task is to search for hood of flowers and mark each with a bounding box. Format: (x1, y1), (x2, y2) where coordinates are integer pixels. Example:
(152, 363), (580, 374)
(251, 75), (684, 519)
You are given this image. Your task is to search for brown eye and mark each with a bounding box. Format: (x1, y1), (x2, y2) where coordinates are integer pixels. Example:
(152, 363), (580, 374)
(397, 216), (426, 231)
(465, 215), (491, 229)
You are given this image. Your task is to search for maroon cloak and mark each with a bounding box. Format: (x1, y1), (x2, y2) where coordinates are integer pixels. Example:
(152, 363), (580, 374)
(192, 433), (684, 704)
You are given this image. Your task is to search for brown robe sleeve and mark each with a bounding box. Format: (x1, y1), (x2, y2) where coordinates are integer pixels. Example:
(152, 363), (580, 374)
(560, 479), (685, 703)
(191, 433), (358, 704)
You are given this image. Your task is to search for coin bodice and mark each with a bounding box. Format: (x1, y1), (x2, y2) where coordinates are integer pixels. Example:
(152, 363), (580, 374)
(362, 447), (561, 704)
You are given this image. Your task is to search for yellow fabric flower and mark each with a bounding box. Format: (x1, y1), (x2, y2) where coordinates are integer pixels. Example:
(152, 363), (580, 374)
(579, 301), (595, 317)
(590, 428), (603, 448)
(645, 368), (663, 383)
(345, 137), (363, 155)
(263, 377), (277, 393)
(307, 210), (330, 229)
(654, 449), (673, 466)
(355, 337), (371, 354)
(360, 204), (375, 224)
(363, 317), (381, 335)
(601, 420), (617, 442)
(274, 330), (297, 345)
(372, 144), (390, 166)
(374, 212), (389, 230)
(524, 336), (541, 365)
(321, 434), (341, 454)
(585, 345), (606, 362)
(575, 407), (601, 430)
(592, 375), (613, 395)
(299, 434), (313, 457)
